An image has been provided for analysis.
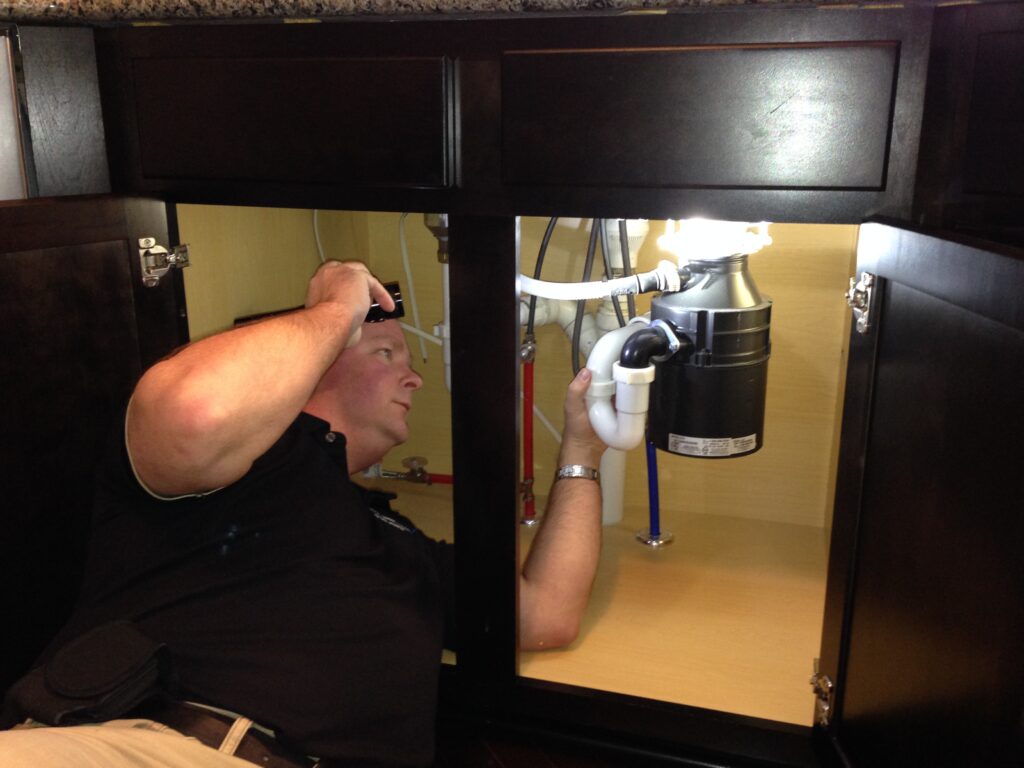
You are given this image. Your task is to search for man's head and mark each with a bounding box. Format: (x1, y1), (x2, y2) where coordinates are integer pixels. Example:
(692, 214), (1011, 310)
(305, 320), (423, 472)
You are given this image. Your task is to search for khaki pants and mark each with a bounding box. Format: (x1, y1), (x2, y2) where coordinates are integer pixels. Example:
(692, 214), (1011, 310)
(0, 718), (255, 767)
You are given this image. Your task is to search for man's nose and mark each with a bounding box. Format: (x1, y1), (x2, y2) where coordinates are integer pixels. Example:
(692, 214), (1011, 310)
(404, 367), (423, 390)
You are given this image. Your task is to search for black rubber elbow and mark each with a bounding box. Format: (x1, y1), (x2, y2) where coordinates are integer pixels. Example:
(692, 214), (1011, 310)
(620, 327), (672, 368)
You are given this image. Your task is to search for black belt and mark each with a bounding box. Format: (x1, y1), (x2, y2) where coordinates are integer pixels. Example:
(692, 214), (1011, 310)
(132, 697), (317, 768)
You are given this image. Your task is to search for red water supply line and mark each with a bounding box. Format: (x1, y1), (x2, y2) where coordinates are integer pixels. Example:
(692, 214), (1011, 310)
(522, 359), (536, 520)
(426, 473), (454, 485)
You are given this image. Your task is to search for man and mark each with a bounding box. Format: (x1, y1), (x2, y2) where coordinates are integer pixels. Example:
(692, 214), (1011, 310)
(0, 260), (606, 767)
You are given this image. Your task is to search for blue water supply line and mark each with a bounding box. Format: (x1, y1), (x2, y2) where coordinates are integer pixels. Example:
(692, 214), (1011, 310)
(645, 437), (661, 539)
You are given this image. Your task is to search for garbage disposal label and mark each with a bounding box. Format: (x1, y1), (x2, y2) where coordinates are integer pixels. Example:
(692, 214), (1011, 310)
(667, 433), (757, 457)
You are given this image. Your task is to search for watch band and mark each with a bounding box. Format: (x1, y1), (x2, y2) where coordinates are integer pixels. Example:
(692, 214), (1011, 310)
(556, 464), (600, 482)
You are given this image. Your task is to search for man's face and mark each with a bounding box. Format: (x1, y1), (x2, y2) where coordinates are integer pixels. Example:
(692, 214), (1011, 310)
(321, 320), (423, 465)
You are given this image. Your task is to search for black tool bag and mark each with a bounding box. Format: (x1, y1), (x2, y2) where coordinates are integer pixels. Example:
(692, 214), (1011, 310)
(1, 620), (172, 728)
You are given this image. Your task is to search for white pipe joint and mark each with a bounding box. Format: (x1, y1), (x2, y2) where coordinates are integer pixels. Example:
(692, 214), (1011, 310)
(585, 319), (655, 451)
(612, 361), (655, 413)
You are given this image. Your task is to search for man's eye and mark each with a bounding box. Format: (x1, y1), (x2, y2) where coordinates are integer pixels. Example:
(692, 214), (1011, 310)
(378, 348), (393, 360)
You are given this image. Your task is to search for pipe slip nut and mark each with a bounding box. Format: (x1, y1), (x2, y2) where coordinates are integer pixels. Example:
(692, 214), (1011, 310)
(612, 362), (655, 385)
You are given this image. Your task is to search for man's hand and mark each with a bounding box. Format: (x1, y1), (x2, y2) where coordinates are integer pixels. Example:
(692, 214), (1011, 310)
(558, 368), (606, 469)
(305, 260), (396, 348)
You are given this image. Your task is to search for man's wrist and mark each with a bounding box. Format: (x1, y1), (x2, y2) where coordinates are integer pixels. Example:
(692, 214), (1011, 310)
(558, 452), (604, 471)
(558, 439), (604, 468)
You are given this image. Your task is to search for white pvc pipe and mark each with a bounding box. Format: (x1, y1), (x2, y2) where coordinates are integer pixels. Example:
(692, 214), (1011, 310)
(398, 212), (429, 363)
(559, 308), (599, 360)
(519, 296), (560, 329)
(595, 298), (627, 333)
(440, 262), (452, 392)
(600, 447), (626, 526)
(401, 323), (443, 347)
(584, 319), (655, 451)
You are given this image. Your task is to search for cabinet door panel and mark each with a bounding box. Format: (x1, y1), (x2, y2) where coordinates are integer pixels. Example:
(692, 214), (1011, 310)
(502, 43), (897, 190)
(0, 196), (185, 691)
(131, 56), (450, 188)
(821, 221), (1024, 767)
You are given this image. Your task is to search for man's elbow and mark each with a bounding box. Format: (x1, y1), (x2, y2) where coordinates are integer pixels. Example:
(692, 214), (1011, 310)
(519, 614), (581, 652)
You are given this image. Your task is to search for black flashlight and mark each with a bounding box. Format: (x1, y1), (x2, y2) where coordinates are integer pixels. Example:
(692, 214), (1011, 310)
(365, 281), (405, 323)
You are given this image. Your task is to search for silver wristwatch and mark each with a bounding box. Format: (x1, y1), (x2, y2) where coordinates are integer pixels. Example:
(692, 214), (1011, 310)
(555, 464), (600, 482)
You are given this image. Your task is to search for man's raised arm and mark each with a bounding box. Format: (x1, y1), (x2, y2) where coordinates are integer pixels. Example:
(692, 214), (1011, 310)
(127, 261), (393, 497)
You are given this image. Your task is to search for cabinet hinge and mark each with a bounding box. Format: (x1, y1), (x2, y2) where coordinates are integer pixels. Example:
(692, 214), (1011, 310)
(139, 237), (190, 288)
(810, 659), (835, 727)
(845, 271), (875, 335)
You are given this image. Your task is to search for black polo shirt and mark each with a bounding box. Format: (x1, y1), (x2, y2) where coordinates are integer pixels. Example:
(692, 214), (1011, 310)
(50, 411), (455, 767)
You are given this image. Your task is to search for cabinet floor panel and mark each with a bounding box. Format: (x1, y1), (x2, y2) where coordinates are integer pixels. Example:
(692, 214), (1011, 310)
(378, 480), (827, 725)
(519, 511), (828, 726)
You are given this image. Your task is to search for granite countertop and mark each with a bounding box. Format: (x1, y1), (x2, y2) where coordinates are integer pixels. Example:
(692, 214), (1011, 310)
(1, 0), (892, 24)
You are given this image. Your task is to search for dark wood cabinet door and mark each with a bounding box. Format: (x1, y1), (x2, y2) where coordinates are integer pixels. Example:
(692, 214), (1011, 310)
(820, 220), (1024, 767)
(0, 196), (186, 691)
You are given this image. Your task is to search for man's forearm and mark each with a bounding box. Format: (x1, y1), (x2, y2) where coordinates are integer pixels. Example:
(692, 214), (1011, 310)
(519, 426), (604, 650)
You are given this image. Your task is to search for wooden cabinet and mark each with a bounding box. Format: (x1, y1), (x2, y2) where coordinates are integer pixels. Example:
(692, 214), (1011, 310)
(3, 200), (1020, 768)
(3, 4), (1023, 766)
